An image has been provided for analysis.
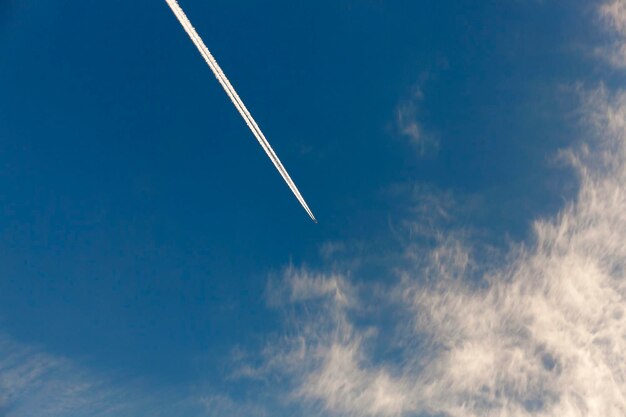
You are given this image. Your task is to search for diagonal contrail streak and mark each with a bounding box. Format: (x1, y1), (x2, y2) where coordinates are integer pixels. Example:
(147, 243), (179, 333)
(165, 0), (317, 222)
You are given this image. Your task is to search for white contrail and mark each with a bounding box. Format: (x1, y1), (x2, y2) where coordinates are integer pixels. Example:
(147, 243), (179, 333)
(165, 0), (317, 222)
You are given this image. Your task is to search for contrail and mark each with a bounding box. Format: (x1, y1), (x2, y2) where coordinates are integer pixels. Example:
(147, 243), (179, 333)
(165, 0), (317, 222)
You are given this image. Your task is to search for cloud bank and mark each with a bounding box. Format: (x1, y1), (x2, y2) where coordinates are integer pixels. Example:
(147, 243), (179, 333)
(263, 79), (626, 417)
(254, 3), (626, 417)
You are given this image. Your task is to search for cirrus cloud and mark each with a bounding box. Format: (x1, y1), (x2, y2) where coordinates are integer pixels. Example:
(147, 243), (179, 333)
(252, 3), (626, 416)
(260, 83), (626, 417)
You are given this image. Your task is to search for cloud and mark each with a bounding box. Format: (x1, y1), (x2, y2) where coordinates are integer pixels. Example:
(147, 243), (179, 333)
(0, 334), (124, 417)
(199, 394), (268, 417)
(266, 265), (353, 308)
(258, 83), (626, 417)
(394, 86), (439, 156)
(249, 6), (626, 416)
(319, 241), (347, 260)
(6, 3), (625, 417)
(0, 333), (231, 417)
(599, 0), (626, 67)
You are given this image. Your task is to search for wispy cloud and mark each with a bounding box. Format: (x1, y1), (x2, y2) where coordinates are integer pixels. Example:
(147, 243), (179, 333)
(243, 5), (626, 416)
(265, 265), (354, 313)
(256, 83), (626, 417)
(0, 334), (125, 417)
(394, 84), (439, 156)
(599, 0), (626, 67)
(0, 333), (236, 417)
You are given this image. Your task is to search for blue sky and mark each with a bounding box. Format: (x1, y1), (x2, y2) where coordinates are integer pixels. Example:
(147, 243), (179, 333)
(1, 1), (626, 416)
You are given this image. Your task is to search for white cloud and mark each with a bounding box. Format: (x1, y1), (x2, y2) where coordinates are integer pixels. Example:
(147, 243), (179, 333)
(0, 333), (229, 417)
(0, 334), (122, 417)
(396, 100), (423, 144)
(266, 265), (353, 307)
(394, 86), (439, 156)
(319, 241), (347, 259)
(602, 0), (626, 34)
(252, 5), (626, 415)
(260, 83), (626, 417)
(7, 3), (623, 417)
(599, 0), (626, 67)
(261, 268), (415, 417)
(299, 341), (412, 417)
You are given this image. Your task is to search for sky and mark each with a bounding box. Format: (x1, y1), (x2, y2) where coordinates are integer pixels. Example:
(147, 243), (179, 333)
(0, 0), (625, 416)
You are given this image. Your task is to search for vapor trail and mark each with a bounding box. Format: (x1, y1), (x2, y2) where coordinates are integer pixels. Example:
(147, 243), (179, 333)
(165, 0), (317, 222)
